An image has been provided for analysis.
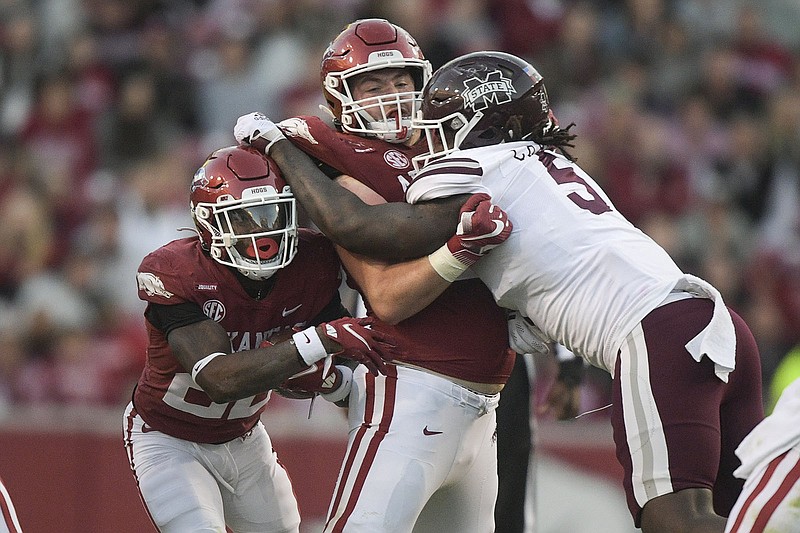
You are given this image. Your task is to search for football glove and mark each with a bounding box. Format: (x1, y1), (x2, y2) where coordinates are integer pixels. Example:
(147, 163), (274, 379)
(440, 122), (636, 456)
(234, 112), (286, 154)
(280, 363), (354, 403)
(320, 317), (394, 376)
(429, 193), (513, 282)
(507, 310), (551, 355)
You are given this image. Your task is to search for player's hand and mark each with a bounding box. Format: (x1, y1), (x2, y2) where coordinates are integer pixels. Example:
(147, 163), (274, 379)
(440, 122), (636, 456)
(507, 310), (551, 355)
(319, 317), (396, 376)
(448, 193), (512, 267)
(280, 363), (354, 403)
(537, 376), (581, 420)
(234, 112), (286, 153)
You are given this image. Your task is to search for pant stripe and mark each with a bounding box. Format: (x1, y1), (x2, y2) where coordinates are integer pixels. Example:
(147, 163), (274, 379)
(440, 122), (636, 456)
(748, 451), (800, 532)
(327, 366), (398, 532)
(621, 325), (672, 507)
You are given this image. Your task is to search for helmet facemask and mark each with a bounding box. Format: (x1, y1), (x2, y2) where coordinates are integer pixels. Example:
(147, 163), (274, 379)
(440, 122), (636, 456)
(411, 111), (484, 172)
(192, 189), (297, 280)
(325, 58), (430, 143)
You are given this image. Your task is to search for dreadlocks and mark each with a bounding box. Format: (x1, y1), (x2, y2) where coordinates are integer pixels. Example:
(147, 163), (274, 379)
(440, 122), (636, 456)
(537, 122), (578, 161)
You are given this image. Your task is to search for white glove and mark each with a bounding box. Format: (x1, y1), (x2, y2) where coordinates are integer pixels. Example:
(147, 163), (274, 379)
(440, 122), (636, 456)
(507, 310), (551, 355)
(321, 365), (353, 403)
(233, 112), (286, 154)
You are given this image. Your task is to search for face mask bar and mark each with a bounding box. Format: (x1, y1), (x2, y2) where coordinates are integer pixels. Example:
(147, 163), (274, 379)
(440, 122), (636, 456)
(411, 111), (480, 173)
(341, 90), (418, 143)
(195, 194), (298, 279)
(326, 60), (431, 142)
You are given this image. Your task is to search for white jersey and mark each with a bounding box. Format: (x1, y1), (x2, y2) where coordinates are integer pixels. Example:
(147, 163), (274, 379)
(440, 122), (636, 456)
(725, 378), (800, 532)
(407, 142), (734, 377)
(734, 378), (800, 480)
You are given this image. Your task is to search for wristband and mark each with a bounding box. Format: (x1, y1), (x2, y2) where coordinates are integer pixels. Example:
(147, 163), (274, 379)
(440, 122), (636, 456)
(292, 326), (328, 365)
(191, 352), (225, 383)
(428, 244), (469, 283)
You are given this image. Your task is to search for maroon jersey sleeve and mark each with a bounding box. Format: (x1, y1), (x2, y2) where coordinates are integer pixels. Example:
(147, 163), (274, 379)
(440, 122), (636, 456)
(132, 231), (343, 443)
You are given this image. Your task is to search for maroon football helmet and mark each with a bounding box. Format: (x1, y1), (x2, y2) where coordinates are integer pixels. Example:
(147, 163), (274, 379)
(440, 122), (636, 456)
(412, 51), (554, 171)
(190, 145), (297, 280)
(320, 18), (432, 143)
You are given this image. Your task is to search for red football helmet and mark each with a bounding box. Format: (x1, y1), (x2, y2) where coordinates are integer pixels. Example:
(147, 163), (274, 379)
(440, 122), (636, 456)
(411, 51), (554, 172)
(320, 18), (432, 143)
(190, 145), (297, 280)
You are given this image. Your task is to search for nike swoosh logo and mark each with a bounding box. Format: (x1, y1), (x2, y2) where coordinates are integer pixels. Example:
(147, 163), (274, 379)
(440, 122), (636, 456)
(462, 220), (506, 242)
(282, 304), (302, 317)
(342, 323), (371, 350)
(423, 425), (443, 436)
(142, 423), (156, 433)
(288, 362), (320, 379)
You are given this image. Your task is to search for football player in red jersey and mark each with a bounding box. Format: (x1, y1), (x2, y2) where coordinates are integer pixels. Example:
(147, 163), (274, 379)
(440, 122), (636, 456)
(235, 19), (579, 533)
(122, 145), (397, 533)
(0, 475), (23, 533)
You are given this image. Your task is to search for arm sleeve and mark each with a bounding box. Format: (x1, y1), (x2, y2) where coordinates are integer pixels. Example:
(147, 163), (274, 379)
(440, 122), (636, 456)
(145, 302), (210, 337)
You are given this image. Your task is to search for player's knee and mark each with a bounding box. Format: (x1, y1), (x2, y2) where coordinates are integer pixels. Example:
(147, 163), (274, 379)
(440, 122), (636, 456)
(640, 489), (726, 533)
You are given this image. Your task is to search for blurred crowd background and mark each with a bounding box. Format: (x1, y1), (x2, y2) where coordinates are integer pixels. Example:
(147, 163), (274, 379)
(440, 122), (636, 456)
(1, 0), (799, 417)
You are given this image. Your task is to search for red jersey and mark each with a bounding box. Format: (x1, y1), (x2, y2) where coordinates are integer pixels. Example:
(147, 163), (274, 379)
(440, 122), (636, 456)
(133, 230), (341, 443)
(282, 116), (513, 384)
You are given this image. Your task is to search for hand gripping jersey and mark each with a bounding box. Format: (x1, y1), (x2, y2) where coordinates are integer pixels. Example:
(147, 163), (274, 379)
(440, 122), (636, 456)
(281, 116), (513, 384)
(407, 142), (736, 380)
(133, 230), (341, 443)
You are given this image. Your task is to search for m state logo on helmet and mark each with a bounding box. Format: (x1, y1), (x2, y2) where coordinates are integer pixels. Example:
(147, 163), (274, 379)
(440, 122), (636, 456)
(411, 51), (554, 172)
(190, 145), (298, 280)
(320, 18), (432, 143)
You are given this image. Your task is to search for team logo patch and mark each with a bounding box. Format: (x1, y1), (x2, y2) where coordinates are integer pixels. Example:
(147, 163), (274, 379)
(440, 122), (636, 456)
(462, 69), (516, 112)
(137, 272), (174, 298)
(203, 299), (226, 322)
(190, 167), (208, 192)
(384, 150), (410, 169)
(279, 117), (318, 145)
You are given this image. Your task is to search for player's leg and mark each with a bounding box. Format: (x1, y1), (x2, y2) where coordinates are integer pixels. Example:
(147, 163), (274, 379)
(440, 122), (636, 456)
(124, 404), (227, 532)
(611, 298), (739, 533)
(0, 475), (22, 533)
(413, 397), (499, 533)
(324, 365), (473, 533)
(715, 307), (763, 515)
(220, 422), (301, 533)
(494, 354), (533, 533)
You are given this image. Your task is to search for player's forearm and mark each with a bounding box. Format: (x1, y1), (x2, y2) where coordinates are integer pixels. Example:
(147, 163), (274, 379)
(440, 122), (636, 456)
(270, 139), (367, 243)
(338, 247), (450, 324)
(196, 342), (308, 402)
(270, 139), (460, 260)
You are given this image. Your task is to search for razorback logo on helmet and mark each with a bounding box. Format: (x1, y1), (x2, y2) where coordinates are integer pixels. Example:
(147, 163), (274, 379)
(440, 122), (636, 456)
(278, 117), (318, 145)
(137, 272), (174, 298)
(463, 70), (516, 112)
(190, 167), (209, 192)
(383, 150), (410, 169)
(202, 299), (226, 322)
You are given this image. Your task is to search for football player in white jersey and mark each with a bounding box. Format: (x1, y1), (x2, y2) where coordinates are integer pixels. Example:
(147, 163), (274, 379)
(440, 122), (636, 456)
(232, 51), (764, 533)
(725, 377), (800, 532)
(0, 475), (22, 533)
(123, 145), (395, 533)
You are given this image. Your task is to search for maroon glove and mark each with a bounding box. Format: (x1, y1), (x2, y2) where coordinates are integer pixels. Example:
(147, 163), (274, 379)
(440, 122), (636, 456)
(280, 363), (353, 402)
(320, 317), (396, 375)
(447, 193), (512, 266)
